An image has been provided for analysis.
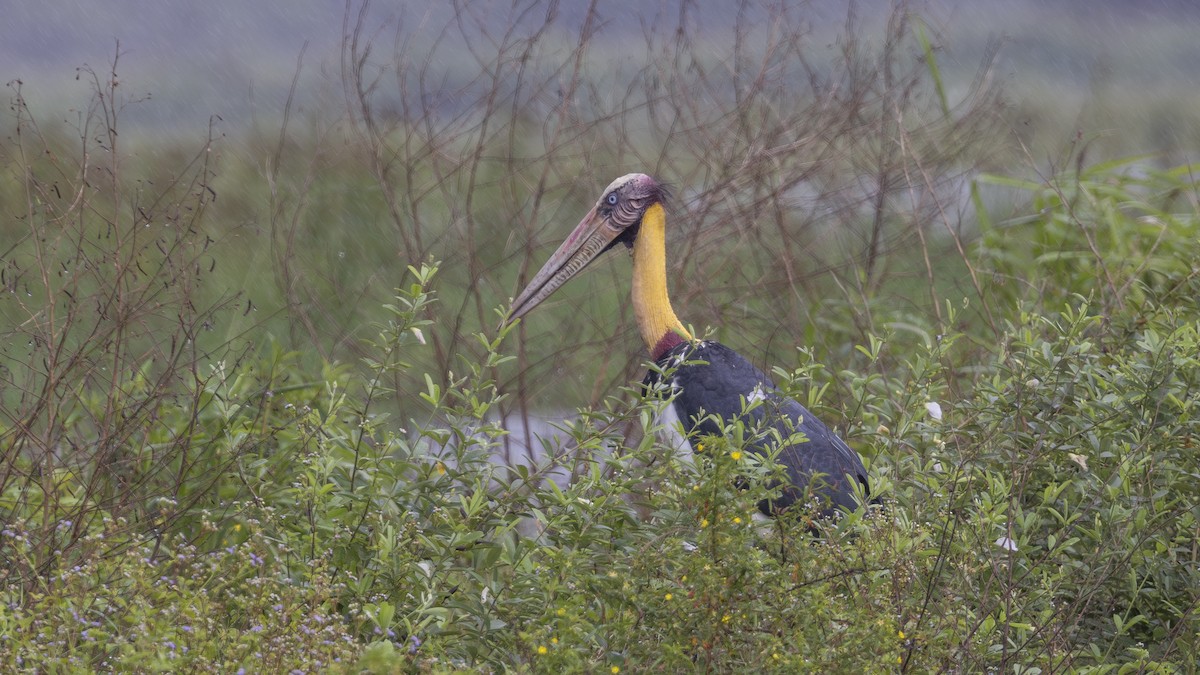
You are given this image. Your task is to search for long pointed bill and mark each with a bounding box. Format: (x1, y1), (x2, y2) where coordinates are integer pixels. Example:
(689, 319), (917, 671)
(507, 205), (620, 322)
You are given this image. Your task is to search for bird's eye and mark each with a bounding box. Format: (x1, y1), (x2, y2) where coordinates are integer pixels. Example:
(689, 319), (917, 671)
(606, 193), (618, 206)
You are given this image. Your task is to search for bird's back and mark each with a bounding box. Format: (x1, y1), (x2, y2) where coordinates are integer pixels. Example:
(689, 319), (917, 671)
(645, 341), (869, 517)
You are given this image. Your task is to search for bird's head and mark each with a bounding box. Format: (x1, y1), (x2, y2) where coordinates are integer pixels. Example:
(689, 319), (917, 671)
(507, 173), (668, 321)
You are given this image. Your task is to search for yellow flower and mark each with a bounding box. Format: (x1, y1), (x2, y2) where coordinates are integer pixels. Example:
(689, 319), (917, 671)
(611, 668), (621, 674)
(696, 443), (705, 453)
(772, 653), (780, 660)
(435, 461), (446, 476)
(233, 523), (242, 532)
(551, 637), (558, 645)
(898, 630), (906, 639)
(556, 607), (566, 616)
(721, 614), (731, 623)
(730, 451), (743, 461)
(732, 516), (742, 524)
(664, 593), (673, 601)
(537, 645), (548, 655)
(700, 519), (709, 528)
(681, 575), (687, 582)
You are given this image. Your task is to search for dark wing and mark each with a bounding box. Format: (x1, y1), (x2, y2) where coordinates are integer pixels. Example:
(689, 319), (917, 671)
(645, 341), (869, 517)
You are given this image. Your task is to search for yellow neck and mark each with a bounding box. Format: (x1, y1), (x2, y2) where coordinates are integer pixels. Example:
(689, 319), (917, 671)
(631, 203), (692, 354)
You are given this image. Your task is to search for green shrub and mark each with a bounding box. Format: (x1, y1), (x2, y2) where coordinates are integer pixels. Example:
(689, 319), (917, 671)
(977, 158), (1200, 316)
(0, 532), (357, 671)
(3, 172), (1199, 669)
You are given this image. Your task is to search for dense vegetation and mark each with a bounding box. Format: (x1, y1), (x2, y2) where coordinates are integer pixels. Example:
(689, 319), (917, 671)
(2, 2), (1198, 671)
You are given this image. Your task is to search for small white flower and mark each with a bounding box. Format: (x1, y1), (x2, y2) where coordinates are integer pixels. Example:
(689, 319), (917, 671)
(411, 327), (426, 344)
(681, 541), (698, 552)
(995, 536), (1018, 552)
(1068, 453), (1089, 471)
(925, 401), (943, 421)
(748, 384), (767, 404)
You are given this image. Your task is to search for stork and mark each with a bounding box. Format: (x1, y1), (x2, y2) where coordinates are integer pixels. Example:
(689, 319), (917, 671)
(508, 173), (871, 518)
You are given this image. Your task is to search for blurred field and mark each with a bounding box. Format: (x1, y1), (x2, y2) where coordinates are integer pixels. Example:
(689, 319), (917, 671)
(4, 4), (1199, 406)
(2, 1), (1199, 670)
(4, 0), (1011, 408)
(6, 1), (1200, 150)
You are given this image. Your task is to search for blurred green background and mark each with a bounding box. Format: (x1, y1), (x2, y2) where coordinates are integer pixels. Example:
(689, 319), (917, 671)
(7, 1), (1199, 410)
